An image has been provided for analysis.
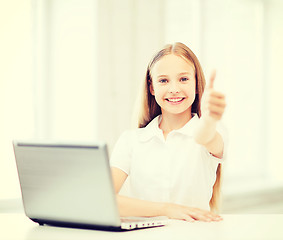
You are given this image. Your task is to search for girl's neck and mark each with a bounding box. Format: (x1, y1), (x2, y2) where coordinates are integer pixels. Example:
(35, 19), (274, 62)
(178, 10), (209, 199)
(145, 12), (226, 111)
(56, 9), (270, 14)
(159, 111), (192, 138)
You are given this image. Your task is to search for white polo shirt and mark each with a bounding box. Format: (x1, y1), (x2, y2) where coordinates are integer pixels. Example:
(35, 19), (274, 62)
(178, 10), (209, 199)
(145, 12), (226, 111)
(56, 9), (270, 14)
(110, 114), (228, 211)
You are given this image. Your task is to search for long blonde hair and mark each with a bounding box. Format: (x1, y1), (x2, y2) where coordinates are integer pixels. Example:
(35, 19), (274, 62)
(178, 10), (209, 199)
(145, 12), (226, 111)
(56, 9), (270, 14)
(134, 42), (222, 212)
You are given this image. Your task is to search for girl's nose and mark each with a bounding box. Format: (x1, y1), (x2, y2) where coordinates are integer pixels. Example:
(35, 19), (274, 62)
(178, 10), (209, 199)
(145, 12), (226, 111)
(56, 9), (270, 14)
(168, 82), (180, 94)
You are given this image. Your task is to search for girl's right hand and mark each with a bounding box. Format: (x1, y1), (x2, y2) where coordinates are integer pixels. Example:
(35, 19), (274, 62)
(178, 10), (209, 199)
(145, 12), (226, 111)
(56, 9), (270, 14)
(161, 203), (223, 222)
(201, 70), (226, 121)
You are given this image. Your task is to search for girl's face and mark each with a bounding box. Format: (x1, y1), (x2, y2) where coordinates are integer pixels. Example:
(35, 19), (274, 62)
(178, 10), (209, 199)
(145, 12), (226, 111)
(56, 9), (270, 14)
(150, 54), (196, 116)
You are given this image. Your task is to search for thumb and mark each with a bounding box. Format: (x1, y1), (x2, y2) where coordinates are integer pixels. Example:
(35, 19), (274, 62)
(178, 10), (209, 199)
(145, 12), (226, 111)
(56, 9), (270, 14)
(208, 69), (216, 89)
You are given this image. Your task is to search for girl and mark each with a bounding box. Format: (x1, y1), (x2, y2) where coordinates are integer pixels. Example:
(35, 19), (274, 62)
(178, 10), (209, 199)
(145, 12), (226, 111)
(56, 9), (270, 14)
(110, 42), (227, 222)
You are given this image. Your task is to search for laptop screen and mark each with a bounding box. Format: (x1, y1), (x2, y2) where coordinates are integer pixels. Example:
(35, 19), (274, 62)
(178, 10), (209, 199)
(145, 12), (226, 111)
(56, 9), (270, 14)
(13, 141), (121, 227)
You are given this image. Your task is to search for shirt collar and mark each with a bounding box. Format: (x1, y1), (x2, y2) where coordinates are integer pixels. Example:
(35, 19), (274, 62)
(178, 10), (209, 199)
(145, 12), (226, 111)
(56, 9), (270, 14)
(139, 114), (199, 142)
(138, 115), (163, 142)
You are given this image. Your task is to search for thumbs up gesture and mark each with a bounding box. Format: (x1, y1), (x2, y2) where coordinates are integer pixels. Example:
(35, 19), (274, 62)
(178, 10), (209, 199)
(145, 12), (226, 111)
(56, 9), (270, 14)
(201, 70), (226, 121)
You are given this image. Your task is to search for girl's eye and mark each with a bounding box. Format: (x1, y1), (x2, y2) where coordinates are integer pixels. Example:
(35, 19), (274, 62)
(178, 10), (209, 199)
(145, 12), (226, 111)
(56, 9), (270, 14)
(180, 77), (189, 82)
(159, 79), (168, 83)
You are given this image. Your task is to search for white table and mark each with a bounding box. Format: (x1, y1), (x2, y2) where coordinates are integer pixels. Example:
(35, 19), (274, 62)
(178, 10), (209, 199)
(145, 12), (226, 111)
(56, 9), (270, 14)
(1, 213), (283, 240)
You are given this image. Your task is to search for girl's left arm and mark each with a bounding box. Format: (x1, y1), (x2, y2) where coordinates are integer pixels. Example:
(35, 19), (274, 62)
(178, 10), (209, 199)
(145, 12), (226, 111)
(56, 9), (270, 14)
(193, 71), (226, 159)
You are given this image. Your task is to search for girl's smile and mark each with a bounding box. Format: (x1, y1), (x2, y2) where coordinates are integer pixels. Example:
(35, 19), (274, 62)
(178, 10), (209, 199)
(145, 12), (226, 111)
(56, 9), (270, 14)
(165, 97), (186, 104)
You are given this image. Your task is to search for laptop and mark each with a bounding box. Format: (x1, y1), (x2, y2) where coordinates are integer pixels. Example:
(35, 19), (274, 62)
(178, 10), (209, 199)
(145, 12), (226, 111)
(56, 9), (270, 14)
(12, 140), (168, 231)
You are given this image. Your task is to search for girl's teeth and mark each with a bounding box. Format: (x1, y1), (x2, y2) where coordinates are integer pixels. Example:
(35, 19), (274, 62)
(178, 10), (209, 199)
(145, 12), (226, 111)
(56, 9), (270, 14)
(168, 98), (183, 102)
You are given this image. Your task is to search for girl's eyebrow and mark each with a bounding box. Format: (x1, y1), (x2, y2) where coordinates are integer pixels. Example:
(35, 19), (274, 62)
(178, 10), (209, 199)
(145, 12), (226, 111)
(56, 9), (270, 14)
(179, 72), (193, 76)
(157, 74), (168, 78)
(157, 72), (193, 78)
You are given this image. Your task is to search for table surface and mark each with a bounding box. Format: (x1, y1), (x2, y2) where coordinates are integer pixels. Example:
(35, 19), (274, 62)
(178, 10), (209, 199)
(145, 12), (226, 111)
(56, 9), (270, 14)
(1, 213), (283, 240)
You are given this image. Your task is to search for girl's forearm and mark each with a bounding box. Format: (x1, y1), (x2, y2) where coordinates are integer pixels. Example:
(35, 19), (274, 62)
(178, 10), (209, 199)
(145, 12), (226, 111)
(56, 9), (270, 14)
(193, 115), (224, 158)
(116, 194), (223, 222)
(116, 195), (166, 217)
(193, 115), (217, 146)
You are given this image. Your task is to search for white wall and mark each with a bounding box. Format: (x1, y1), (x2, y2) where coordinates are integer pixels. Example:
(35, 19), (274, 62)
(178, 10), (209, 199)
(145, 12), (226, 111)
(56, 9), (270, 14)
(266, 0), (283, 182)
(33, 0), (97, 141)
(0, 0), (33, 198)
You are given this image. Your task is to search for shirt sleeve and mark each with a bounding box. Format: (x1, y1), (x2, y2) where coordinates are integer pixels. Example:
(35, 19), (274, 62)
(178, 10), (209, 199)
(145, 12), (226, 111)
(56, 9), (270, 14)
(110, 130), (133, 175)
